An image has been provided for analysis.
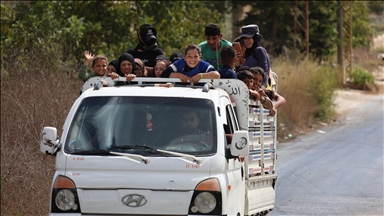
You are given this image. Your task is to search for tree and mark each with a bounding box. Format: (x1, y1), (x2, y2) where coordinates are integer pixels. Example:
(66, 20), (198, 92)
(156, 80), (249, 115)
(350, 1), (373, 48)
(1, 0), (222, 69)
(368, 1), (384, 16)
(235, 1), (372, 61)
(133, 1), (221, 55)
(235, 1), (294, 57)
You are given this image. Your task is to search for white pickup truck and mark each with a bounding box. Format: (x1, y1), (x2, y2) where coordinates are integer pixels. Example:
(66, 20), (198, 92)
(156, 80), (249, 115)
(40, 78), (278, 216)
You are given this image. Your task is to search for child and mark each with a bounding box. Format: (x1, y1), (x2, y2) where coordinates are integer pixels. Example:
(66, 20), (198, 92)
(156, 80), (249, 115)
(78, 50), (108, 82)
(78, 50), (114, 94)
(134, 58), (148, 77)
(107, 60), (118, 74)
(249, 67), (281, 112)
(237, 69), (273, 110)
(154, 59), (170, 78)
(237, 69), (254, 90)
(161, 44), (220, 84)
(218, 46), (237, 78)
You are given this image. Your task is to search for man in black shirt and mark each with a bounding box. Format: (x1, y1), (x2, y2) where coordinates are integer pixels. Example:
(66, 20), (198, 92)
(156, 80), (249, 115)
(127, 24), (165, 77)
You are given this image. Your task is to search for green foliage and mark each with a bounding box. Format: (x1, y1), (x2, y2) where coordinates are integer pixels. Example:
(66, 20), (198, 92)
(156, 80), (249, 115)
(236, 1), (372, 61)
(1, 2), (86, 72)
(309, 64), (338, 121)
(368, 1), (384, 15)
(1, 1), (222, 70)
(235, 1), (294, 56)
(134, 1), (221, 56)
(350, 2), (373, 48)
(236, 1), (339, 61)
(349, 66), (375, 86)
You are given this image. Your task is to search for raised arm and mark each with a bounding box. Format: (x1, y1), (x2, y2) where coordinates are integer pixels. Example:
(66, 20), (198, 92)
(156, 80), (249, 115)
(78, 50), (95, 82)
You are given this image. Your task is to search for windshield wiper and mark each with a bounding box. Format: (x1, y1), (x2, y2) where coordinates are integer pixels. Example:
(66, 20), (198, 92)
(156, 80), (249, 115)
(156, 149), (202, 165)
(109, 151), (150, 164)
(111, 145), (201, 165)
(71, 149), (150, 164)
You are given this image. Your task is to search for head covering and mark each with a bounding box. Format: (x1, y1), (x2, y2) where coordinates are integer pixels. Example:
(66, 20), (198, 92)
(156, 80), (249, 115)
(155, 55), (168, 61)
(170, 52), (183, 63)
(108, 59), (118, 68)
(240, 24), (259, 38)
(134, 58), (147, 77)
(117, 53), (135, 76)
(241, 24), (263, 58)
(137, 24), (158, 51)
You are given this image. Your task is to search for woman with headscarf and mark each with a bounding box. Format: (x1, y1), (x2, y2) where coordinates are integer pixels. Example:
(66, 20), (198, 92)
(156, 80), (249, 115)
(109, 53), (136, 85)
(127, 24), (165, 77)
(236, 24), (271, 89)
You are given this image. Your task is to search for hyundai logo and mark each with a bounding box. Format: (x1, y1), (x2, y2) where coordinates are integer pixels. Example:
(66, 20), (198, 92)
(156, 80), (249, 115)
(121, 194), (147, 207)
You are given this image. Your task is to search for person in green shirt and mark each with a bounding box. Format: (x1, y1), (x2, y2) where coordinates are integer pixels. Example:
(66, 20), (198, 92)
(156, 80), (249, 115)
(78, 50), (109, 82)
(198, 23), (232, 70)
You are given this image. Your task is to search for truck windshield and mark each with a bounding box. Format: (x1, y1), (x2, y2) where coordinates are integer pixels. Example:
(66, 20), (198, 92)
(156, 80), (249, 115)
(64, 96), (217, 156)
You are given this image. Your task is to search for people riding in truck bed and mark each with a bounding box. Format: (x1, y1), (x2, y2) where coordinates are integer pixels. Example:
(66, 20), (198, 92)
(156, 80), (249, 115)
(236, 24), (271, 90)
(78, 50), (109, 82)
(160, 44), (220, 83)
(237, 67), (273, 110)
(126, 24), (165, 77)
(218, 46), (237, 79)
(198, 23), (232, 71)
(249, 66), (286, 116)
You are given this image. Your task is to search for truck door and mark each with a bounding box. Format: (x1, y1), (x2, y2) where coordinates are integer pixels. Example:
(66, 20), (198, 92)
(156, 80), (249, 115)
(220, 96), (245, 215)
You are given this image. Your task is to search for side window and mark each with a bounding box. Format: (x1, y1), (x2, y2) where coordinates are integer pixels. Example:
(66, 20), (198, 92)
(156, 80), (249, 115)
(224, 105), (234, 135)
(221, 96), (238, 147)
(227, 105), (239, 131)
(224, 104), (239, 148)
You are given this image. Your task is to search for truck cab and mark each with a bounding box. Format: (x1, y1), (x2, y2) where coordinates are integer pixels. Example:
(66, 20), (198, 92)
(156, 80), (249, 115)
(41, 78), (277, 216)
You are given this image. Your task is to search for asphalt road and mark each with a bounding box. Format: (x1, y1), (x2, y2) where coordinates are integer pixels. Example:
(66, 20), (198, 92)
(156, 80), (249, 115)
(270, 93), (384, 216)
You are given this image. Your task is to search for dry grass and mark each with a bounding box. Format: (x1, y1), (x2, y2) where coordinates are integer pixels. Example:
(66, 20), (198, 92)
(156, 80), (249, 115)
(1, 58), (81, 215)
(272, 58), (337, 139)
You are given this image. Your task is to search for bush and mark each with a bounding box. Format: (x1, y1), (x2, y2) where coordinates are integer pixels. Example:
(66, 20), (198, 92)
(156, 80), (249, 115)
(349, 66), (375, 88)
(309, 64), (338, 121)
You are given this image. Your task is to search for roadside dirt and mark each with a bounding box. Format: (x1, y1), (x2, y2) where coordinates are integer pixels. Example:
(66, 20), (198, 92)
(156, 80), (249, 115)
(335, 32), (384, 122)
(334, 89), (383, 120)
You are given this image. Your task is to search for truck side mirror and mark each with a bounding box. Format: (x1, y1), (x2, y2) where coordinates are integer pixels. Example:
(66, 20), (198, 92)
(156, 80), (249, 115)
(230, 131), (249, 158)
(40, 127), (60, 155)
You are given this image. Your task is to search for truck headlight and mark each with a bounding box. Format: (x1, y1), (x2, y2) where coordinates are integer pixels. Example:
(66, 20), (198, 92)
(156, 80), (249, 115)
(193, 192), (216, 213)
(55, 189), (78, 211)
(188, 178), (222, 215)
(51, 175), (81, 213)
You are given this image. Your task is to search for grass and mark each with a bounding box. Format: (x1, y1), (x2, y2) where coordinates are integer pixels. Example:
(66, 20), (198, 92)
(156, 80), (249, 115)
(1, 51), (81, 215)
(272, 58), (338, 138)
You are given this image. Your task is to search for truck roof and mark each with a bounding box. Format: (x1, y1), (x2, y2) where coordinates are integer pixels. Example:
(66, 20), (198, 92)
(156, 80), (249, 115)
(81, 84), (224, 99)
(80, 78), (250, 130)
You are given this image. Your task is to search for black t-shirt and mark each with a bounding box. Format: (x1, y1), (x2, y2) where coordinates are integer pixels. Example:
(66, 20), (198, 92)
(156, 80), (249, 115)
(127, 47), (164, 68)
